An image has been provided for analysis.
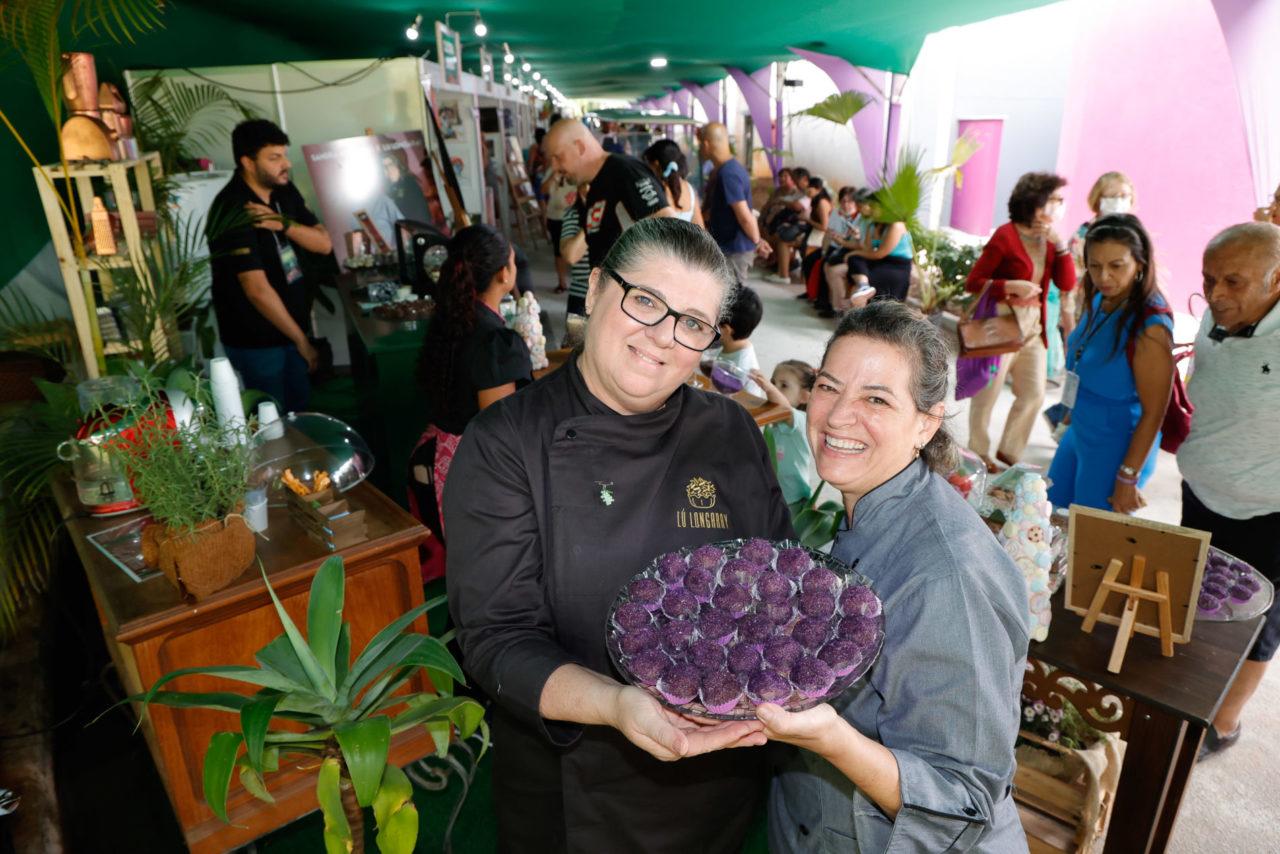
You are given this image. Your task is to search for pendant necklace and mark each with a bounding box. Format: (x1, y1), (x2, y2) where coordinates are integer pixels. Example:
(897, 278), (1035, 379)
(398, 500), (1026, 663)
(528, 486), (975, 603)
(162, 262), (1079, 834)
(596, 482), (615, 506)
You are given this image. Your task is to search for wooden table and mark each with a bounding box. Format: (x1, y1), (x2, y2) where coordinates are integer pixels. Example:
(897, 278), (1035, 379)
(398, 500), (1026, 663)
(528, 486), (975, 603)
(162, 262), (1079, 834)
(1023, 587), (1264, 853)
(55, 478), (434, 853)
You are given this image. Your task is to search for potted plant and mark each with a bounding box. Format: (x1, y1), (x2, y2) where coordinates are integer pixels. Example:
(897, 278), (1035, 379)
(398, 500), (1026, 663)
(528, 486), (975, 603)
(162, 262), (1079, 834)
(130, 556), (487, 854)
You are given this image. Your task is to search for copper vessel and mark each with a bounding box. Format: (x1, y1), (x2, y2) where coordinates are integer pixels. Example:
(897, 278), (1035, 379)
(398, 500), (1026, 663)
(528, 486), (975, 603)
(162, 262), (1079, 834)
(61, 52), (100, 116)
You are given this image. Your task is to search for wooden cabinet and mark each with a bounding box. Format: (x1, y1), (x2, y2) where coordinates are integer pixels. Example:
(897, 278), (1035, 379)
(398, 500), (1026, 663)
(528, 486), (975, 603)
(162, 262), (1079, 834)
(56, 479), (434, 853)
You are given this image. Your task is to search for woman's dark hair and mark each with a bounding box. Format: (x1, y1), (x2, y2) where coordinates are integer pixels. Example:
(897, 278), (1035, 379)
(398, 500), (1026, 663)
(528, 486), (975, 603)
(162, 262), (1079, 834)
(822, 301), (957, 474)
(1081, 213), (1163, 356)
(419, 224), (511, 401)
(600, 217), (736, 316)
(643, 139), (686, 208)
(809, 176), (831, 205)
(1007, 172), (1067, 226)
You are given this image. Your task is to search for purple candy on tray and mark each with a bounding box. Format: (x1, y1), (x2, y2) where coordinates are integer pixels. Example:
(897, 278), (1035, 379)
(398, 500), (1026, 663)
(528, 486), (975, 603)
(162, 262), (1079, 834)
(658, 662), (702, 705)
(698, 607), (737, 644)
(763, 636), (804, 676)
(689, 638), (728, 672)
(722, 558), (764, 587)
(740, 537), (776, 566)
(1198, 592), (1222, 614)
(662, 619), (697, 653)
(747, 668), (793, 704)
(802, 567), (841, 595)
(712, 583), (752, 617)
(776, 547), (812, 578)
(791, 655), (836, 698)
(755, 570), (793, 605)
(661, 588), (699, 620)
(689, 545), (724, 571)
(737, 613), (774, 647)
(762, 600), (794, 625)
(1229, 584), (1253, 604)
(800, 589), (837, 619)
(727, 642), (763, 676)
(628, 650), (670, 686)
(620, 626), (660, 656)
(1203, 581), (1230, 600)
(838, 614), (879, 648)
(614, 602), (652, 631)
(1238, 574), (1262, 593)
(839, 584), (881, 618)
(684, 566), (716, 601)
(657, 553), (688, 585)
(700, 671), (745, 715)
(818, 639), (864, 677)
(792, 616), (832, 650)
(628, 577), (664, 610)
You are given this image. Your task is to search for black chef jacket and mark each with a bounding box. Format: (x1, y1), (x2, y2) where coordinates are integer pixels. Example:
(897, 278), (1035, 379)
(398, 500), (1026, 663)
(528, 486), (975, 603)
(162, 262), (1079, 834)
(207, 173), (319, 349)
(444, 355), (794, 853)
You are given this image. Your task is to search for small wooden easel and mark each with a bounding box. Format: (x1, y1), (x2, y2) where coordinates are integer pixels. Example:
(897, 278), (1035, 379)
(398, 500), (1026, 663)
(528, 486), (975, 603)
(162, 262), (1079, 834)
(1081, 555), (1174, 673)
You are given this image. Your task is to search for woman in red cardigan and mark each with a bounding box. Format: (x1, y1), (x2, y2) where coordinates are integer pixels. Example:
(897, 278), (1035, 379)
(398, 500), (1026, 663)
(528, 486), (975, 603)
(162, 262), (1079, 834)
(965, 172), (1077, 471)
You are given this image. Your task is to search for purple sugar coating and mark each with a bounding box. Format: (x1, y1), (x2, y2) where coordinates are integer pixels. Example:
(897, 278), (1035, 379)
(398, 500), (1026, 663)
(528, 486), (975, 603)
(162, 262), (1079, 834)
(684, 566), (716, 600)
(802, 567), (841, 595)
(791, 655), (836, 698)
(800, 590), (837, 619)
(755, 571), (793, 605)
(1228, 584), (1253, 604)
(818, 639), (863, 677)
(689, 637), (728, 672)
(1229, 560), (1251, 575)
(839, 584), (881, 617)
(628, 577), (664, 609)
(747, 668), (793, 704)
(722, 558), (764, 587)
(727, 643), (763, 676)
(658, 662), (701, 705)
(1202, 581), (1230, 600)
(792, 616), (832, 650)
(657, 553), (688, 585)
(837, 615), (880, 648)
(620, 626), (660, 656)
(700, 671), (745, 714)
(1239, 574), (1262, 592)
(776, 547), (812, 578)
(737, 613), (774, 646)
(1198, 592), (1222, 613)
(628, 650), (670, 686)
(763, 600), (795, 625)
(614, 602), (652, 631)
(698, 608), (737, 644)
(689, 545), (724, 571)
(712, 583), (752, 617)
(661, 588), (699, 620)
(740, 537), (776, 565)
(662, 619), (697, 653)
(763, 637), (804, 676)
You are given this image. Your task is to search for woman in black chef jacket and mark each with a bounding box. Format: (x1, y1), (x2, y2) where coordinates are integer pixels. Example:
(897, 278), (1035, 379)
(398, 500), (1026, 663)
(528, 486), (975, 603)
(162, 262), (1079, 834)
(410, 224), (532, 580)
(444, 217), (793, 853)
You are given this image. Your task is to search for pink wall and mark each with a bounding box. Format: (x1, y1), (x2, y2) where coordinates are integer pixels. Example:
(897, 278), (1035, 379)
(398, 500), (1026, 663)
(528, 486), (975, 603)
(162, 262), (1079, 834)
(950, 119), (1005, 234)
(1055, 0), (1253, 316)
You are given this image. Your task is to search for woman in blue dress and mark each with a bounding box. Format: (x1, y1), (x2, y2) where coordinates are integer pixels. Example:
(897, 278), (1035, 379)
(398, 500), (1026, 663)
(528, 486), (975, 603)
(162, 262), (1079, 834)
(1047, 214), (1175, 513)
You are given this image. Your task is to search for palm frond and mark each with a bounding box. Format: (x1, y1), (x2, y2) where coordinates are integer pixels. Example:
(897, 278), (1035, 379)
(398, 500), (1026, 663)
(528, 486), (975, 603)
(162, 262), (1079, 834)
(790, 91), (872, 127)
(70, 0), (164, 44)
(0, 288), (78, 370)
(132, 74), (259, 175)
(0, 0), (67, 129)
(0, 495), (60, 640)
(871, 147), (926, 230)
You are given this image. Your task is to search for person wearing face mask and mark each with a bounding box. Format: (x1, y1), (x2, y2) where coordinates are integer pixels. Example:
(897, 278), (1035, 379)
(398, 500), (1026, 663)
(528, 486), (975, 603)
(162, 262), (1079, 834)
(1066, 174), (1137, 337)
(1252, 181), (1280, 226)
(1046, 215), (1174, 513)
(444, 217), (794, 852)
(965, 172), (1078, 472)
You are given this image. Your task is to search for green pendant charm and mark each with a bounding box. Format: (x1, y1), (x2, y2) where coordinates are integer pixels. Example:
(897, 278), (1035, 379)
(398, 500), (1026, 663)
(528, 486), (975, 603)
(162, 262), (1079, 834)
(597, 482), (615, 506)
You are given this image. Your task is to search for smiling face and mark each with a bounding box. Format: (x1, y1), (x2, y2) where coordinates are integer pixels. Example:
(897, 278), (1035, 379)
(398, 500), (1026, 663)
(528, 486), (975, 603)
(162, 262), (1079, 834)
(808, 336), (942, 513)
(1086, 240), (1142, 301)
(580, 251), (724, 414)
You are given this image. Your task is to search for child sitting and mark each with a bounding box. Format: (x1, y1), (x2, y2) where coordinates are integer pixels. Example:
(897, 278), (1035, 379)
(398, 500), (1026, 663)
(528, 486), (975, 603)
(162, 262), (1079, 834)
(751, 360), (817, 505)
(706, 284), (765, 397)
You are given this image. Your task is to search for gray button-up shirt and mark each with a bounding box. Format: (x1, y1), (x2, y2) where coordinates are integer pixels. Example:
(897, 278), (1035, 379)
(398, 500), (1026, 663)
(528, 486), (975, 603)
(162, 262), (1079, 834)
(769, 459), (1031, 853)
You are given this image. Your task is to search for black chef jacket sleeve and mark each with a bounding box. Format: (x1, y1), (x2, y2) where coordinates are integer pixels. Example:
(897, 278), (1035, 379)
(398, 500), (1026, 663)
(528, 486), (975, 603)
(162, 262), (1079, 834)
(443, 404), (581, 746)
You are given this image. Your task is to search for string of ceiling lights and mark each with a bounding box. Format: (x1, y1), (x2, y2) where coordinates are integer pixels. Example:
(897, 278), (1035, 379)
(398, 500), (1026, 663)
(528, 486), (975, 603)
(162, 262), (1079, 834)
(403, 9), (571, 110)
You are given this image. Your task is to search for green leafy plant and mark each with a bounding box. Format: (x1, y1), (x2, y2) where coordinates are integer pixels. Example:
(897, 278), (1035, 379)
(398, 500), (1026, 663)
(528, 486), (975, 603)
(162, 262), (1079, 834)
(131, 73), (258, 176)
(787, 481), (845, 550)
(914, 230), (982, 314)
(129, 556), (487, 854)
(1020, 694), (1105, 751)
(791, 91), (871, 127)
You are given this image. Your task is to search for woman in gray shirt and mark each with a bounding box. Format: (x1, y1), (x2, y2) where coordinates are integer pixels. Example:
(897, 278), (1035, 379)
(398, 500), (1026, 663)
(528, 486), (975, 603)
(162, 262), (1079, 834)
(764, 301), (1032, 852)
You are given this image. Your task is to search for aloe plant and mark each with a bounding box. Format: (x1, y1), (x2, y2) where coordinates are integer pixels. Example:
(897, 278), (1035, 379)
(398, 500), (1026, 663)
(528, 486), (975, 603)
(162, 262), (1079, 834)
(129, 556), (487, 854)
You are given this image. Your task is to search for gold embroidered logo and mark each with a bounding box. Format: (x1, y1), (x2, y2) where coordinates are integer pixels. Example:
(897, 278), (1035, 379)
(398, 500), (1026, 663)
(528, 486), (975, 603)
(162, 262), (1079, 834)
(685, 477), (717, 509)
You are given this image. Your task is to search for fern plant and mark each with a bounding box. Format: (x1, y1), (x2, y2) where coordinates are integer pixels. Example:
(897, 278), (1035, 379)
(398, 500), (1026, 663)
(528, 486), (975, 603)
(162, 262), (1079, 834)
(130, 556), (487, 854)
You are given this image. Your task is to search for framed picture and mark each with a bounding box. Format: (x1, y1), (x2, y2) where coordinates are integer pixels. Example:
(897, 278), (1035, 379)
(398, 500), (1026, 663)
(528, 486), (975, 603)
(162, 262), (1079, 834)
(435, 22), (461, 86)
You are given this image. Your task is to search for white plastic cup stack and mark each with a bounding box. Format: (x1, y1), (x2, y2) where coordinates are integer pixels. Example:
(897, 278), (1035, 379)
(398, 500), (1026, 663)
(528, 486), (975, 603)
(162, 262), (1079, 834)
(244, 487), (269, 533)
(208, 357), (247, 444)
(257, 400), (285, 440)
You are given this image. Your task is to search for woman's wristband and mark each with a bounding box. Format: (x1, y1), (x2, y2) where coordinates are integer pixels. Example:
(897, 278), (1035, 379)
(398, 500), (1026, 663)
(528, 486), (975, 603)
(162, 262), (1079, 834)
(1115, 474), (1137, 485)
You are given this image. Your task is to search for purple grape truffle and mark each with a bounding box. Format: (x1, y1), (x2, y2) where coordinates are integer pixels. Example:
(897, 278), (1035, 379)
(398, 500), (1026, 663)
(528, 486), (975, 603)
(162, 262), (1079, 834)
(791, 655), (836, 698)
(722, 558), (764, 587)
(1202, 581), (1230, 600)
(657, 662), (701, 705)
(628, 577), (665, 610)
(628, 650), (670, 686)
(800, 590), (837, 619)
(657, 553), (688, 585)
(792, 616), (832, 650)
(662, 619), (697, 653)
(684, 566), (716, 601)
(1198, 592), (1222, 613)
(689, 545), (724, 571)
(620, 626), (660, 656)
(737, 613), (774, 647)
(762, 600), (795, 625)
(727, 642), (763, 676)
(661, 588), (699, 620)
(747, 668), (793, 704)
(755, 571), (793, 605)
(614, 602), (652, 631)
(839, 584), (881, 617)
(818, 639), (864, 677)
(776, 547), (812, 578)
(1238, 574), (1262, 593)
(700, 671), (745, 715)
(1229, 584), (1253, 604)
(837, 615), (880, 648)
(802, 567), (841, 595)
(740, 537), (776, 566)
(712, 583), (752, 617)
(763, 637), (803, 676)
(689, 638), (728, 672)
(698, 608), (737, 644)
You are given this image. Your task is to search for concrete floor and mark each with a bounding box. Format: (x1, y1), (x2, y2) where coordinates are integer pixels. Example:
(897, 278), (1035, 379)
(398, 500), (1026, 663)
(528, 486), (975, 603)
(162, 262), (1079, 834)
(522, 243), (1278, 854)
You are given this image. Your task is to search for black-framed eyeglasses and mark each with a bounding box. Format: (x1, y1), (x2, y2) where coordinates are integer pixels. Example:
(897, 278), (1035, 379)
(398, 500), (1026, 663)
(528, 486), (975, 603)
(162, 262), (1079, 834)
(604, 269), (721, 351)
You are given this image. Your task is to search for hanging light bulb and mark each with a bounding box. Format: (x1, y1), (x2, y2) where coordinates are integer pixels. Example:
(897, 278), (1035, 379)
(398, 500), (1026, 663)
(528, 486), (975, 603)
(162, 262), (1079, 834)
(473, 18), (488, 37)
(482, 63), (492, 74)
(405, 14), (423, 41)
(521, 60), (532, 72)
(503, 71), (512, 82)
(532, 71), (541, 81)
(650, 56), (668, 68)
(503, 43), (514, 64)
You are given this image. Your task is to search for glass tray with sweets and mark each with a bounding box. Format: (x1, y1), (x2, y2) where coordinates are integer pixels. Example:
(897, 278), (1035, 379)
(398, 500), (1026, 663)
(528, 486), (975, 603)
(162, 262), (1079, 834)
(605, 538), (884, 720)
(1197, 546), (1274, 622)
